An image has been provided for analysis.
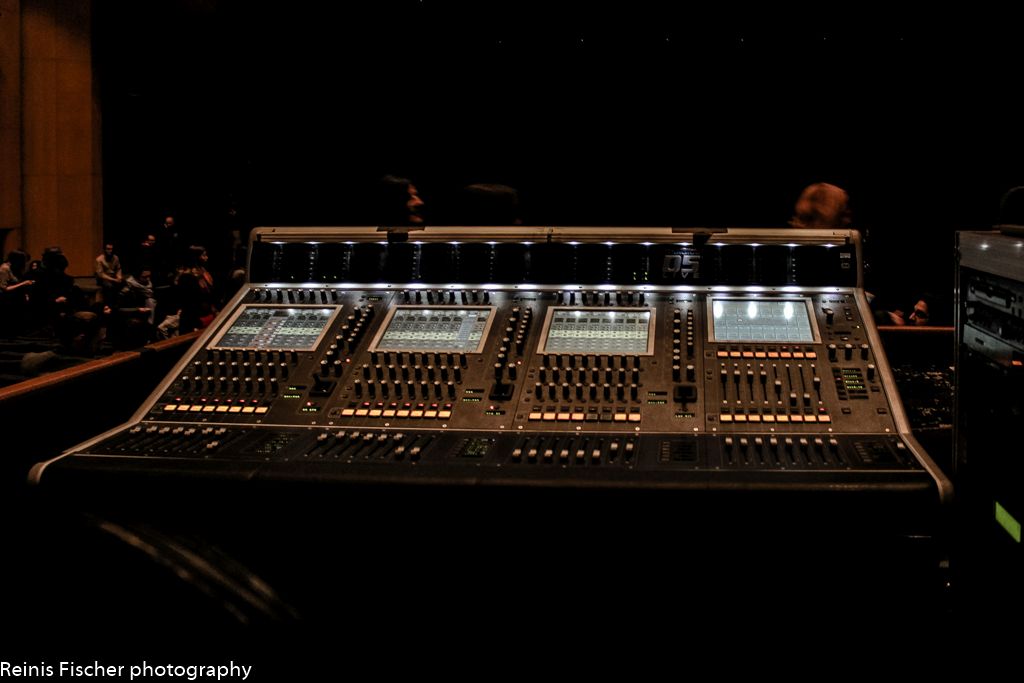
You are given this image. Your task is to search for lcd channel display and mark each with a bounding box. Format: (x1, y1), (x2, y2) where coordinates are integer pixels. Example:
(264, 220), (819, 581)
(212, 306), (339, 351)
(370, 306), (495, 353)
(709, 299), (816, 343)
(539, 308), (655, 355)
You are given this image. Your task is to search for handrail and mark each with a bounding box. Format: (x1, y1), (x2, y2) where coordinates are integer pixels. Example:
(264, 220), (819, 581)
(0, 331), (201, 404)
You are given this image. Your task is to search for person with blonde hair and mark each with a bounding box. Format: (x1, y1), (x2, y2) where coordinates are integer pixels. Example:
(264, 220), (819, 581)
(790, 182), (851, 228)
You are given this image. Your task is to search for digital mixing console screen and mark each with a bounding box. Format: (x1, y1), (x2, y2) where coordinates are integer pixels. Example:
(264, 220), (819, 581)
(709, 298), (817, 343)
(211, 306), (340, 351)
(369, 306), (495, 353)
(539, 308), (655, 355)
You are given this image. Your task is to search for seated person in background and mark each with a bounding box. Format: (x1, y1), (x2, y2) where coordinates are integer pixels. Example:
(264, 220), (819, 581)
(118, 267), (158, 326)
(872, 290), (946, 327)
(94, 242), (124, 305)
(789, 183), (851, 228)
(375, 175), (425, 226)
(0, 250), (33, 338)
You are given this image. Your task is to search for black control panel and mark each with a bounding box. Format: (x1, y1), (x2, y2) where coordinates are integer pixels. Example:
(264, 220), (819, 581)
(32, 227), (951, 503)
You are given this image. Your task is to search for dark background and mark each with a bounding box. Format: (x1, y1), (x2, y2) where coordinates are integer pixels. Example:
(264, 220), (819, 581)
(93, 1), (1024, 306)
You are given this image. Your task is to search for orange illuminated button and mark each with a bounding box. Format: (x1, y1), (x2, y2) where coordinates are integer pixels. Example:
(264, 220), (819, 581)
(775, 414), (790, 422)
(628, 413), (641, 422)
(163, 404), (177, 411)
(818, 414), (832, 423)
(424, 409), (438, 418)
(355, 408), (369, 416)
(557, 412), (571, 421)
(202, 406), (216, 412)
(793, 352), (805, 359)
(255, 406), (268, 414)
(369, 409), (383, 417)
(229, 406), (242, 413)
(805, 351), (817, 359)
(789, 414), (803, 422)
(720, 413), (734, 423)
(780, 352), (792, 359)
(717, 351), (729, 358)
(571, 412), (585, 421)
(216, 406), (230, 413)
(438, 409), (452, 419)
(242, 406), (255, 414)
(768, 352), (780, 358)
(383, 409), (396, 417)
(341, 408), (356, 416)
(742, 351), (754, 358)
(734, 413), (748, 422)
(396, 409), (410, 417)
(613, 412), (628, 422)
(729, 351), (741, 358)
(755, 352), (766, 359)
(529, 411), (542, 421)
(762, 414), (776, 422)
(748, 414), (761, 422)
(543, 412), (557, 421)
(410, 409), (424, 418)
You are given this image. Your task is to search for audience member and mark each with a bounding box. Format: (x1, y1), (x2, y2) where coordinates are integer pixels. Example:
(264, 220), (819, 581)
(375, 175), (425, 226)
(0, 250), (33, 337)
(789, 183), (851, 229)
(94, 243), (124, 305)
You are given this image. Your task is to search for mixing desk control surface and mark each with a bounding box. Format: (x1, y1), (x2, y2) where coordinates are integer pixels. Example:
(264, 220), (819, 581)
(32, 227), (951, 505)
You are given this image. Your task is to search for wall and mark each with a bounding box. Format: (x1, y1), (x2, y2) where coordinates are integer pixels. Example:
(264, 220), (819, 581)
(0, 0), (102, 273)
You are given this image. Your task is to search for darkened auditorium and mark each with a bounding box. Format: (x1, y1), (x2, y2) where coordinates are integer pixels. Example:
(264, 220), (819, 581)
(1, 1), (1021, 671)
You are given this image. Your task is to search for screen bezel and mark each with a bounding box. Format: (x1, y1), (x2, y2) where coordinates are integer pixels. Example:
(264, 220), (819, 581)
(706, 296), (820, 343)
(537, 307), (657, 356)
(368, 305), (498, 354)
(209, 304), (342, 351)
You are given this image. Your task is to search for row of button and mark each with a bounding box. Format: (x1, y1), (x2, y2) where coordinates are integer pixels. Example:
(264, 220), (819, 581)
(335, 402), (453, 419)
(163, 403), (269, 414)
(716, 350), (818, 360)
(718, 411), (831, 423)
(527, 406), (642, 422)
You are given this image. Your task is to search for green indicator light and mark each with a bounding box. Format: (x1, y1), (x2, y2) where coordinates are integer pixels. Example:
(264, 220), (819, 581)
(995, 501), (1021, 543)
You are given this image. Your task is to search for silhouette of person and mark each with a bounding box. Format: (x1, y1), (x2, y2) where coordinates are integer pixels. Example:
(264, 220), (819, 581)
(375, 175), (425, 226)
(789, 183), (851, 228)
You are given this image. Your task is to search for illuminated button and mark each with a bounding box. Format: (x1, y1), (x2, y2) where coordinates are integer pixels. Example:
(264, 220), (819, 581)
(529, 411), (542, 421)
(229, 406), (242, 413)
(742, 352), (754, 358)
(216, 406), (230, 413)
(734, 413), (748, 422)
(341, 408), (356, 416)
(762, 414), (776, 422)
(202, 406), (215, 412)
(793, 352), (805, 359)
(571, 411), (585, 421)
(748, 414), (761, 422)
(396, 410), (410, 418)
(543, 412), (557, 421)
(804, 414), (817, 423)
(754, 352), (766, 359)
(383, 409), (396, 417)
(717, 351), (729, 358)
(424, 410), (438, 418)
(790, 414), (803, 422)
(410, 410), (424, 418)
(776, 414), (790, 422)
(369, 409), (383, 417)
(818, 414), (832, 423)
(355, 409), (369, 416)
(614, 412), (627, 422)
(729, 351), (741, 358)
(628, 413), (641, 423)
(255, 407), (269, 414)
(720, 413), (734, 423)
(780, 352), (792, 359)
(163, 405), (177, 412)
(557, 412), (571, 421)
(189, 405), (203, 412)
(767, 352), (779, 358)
(438, 410), (452, 419)
(805, 351), (817, 359)
(242, 407), (255, 414)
